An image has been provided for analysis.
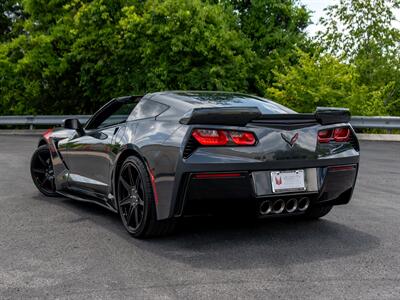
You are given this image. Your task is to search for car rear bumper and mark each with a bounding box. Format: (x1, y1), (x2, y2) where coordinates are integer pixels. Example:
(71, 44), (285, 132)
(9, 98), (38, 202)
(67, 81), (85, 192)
(175, 163), (358, 217)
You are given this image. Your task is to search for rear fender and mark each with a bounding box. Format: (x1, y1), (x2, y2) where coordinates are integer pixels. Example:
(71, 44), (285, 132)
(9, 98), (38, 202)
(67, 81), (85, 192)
(113, 145), (161, 215)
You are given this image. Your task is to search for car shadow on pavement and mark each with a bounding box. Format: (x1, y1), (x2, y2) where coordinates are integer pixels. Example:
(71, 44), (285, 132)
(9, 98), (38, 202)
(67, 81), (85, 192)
(140, 216), (380, 270)
(35, 195), (380, 271)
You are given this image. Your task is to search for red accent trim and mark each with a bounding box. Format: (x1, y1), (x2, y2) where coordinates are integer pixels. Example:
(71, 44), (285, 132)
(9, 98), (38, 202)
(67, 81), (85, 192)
(329, 165), (356, 171)
(148, 168), (159, 206)
(43, 128), (53, 141)
(193, 173), (242, 179)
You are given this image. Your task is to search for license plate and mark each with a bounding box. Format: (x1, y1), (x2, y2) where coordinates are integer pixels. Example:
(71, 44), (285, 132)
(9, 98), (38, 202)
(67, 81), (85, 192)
(271, 170), (305, 193)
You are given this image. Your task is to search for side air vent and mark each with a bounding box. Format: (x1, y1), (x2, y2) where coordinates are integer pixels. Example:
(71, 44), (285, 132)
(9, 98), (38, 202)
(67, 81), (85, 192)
(183, 136), (199, 158)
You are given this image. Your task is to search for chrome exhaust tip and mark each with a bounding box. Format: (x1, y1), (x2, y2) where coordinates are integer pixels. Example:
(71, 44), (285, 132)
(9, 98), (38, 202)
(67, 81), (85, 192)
(260, 200), (272, 215)
(272, 199), (285, 214)
(285, 198), (298, 213)
(297, 197), (310, 212)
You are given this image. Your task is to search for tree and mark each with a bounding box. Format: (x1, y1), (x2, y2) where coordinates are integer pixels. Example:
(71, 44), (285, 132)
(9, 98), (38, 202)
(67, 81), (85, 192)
(2, 0), (397, 117)
(317, 0), (400, 115)
(0, 0), (133, 114)
(228, 0), (310, 56)
(0, 0), (255, 114)
(318, 0), (400, 59)
(116, 0), (254, 93)
(0, 0), (25, 42)
(266, 49), (389, 116)
(224, 0), (311, 94)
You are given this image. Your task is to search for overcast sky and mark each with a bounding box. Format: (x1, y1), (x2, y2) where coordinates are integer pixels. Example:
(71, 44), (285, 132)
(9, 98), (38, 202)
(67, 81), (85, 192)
(300, 0), (400, 36)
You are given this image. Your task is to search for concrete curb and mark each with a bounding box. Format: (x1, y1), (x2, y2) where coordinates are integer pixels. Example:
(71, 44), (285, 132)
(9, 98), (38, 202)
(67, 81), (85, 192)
(357, 134), (400, 142)
(0, 130), (44, 136)
(0, 130), (399, 141)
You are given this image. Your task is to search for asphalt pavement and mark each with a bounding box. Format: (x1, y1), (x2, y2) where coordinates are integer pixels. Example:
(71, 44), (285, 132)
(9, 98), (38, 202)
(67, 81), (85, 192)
(0, 136), (399, 299)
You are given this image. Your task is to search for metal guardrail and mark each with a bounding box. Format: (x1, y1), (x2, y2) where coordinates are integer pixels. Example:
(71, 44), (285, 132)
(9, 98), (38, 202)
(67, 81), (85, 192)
(0, 115), (90, 129)
(350, 116), (400, 130)
(0, 115), (399, 130)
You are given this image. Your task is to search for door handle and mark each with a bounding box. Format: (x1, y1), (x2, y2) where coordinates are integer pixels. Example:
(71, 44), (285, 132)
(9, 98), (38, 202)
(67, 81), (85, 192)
(113, 127), (120, 135)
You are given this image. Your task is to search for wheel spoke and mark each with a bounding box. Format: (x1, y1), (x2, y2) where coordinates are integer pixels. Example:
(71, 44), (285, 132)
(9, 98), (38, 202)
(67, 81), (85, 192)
(40, 176), (49, 187)
(135, 175), (141, 189)
(49, 177), (55, 191)
(134, 207), (140, 226)
(118, 162), (147, 231)
(137, 176), (145, 198)
(126, 204), (135, 225)
(32, 167), (45, 174)
(120, 196), (131, 206)
(37, 153), (47, 167)
(127, 166), (135, 185)
(120, 177), (131, 192)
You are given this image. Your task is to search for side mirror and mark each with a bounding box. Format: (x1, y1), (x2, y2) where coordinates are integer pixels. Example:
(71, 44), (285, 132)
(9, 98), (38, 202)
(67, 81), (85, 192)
(64, 118), (84, 136)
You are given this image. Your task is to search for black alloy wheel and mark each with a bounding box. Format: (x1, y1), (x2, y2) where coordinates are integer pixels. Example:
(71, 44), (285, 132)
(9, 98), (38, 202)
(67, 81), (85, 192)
(118, 160), (146, 232)
(30, 145), (58, 197)
(117, 156), (175, 238)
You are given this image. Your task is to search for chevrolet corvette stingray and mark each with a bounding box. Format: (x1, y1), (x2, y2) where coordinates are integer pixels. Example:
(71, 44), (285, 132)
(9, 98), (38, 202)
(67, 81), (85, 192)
(30, 91), (360, 237)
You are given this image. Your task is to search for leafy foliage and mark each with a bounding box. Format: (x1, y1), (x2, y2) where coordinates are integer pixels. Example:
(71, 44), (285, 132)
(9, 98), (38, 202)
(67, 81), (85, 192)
(0, 0), (258, 114)
(316, 0), (400, 115)
(117, 0), (254, 92)
(318, 0), (400, 59)
(0, 0), (399, 116)
(266, 49), (389, 116)
(0, 0), (25, 42)
(225, 0), (311, 93)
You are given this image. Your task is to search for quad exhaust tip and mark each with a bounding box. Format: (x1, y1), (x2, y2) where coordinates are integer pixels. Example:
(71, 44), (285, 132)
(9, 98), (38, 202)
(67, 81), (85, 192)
(297, 197), (310, 212)
(285, 198), (298, 213)
(272, 199), (285, 214)
(259, 197), (310, 215)
(259, 200), (272, 215)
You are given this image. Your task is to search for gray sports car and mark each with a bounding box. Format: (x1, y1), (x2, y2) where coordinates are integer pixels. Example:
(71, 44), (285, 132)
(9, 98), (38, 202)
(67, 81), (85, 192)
(30, 91), (360, 237)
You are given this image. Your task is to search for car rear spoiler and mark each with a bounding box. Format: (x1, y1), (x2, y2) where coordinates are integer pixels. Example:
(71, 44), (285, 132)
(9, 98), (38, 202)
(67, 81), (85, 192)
(180, 106), (351, 126)
(314, 107), (351, 125)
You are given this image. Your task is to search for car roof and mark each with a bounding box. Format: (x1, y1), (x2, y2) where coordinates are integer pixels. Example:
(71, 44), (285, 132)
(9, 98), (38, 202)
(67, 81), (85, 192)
(146, 91), (294, 115)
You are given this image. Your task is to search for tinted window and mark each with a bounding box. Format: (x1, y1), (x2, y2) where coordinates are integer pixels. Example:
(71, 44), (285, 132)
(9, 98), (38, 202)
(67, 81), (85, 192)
(129, 99), (169, 120)
(86, 99), (138, 130)
(170, 92), (295, 114)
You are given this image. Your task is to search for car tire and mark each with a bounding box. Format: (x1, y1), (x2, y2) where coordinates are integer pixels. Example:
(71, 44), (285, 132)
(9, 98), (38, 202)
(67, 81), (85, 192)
(303, 205), (333, 220)
(117, 156), (175, 238)
(30, 145), (59, 197)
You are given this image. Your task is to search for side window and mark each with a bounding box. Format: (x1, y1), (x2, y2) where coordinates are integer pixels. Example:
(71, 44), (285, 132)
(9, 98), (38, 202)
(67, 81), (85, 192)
(129, 99), (169, 121)
(86, 100), (138, 130)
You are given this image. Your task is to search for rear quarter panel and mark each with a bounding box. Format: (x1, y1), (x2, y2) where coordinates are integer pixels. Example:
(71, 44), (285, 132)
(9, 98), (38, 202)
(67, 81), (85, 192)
(118, 120), (186, 219)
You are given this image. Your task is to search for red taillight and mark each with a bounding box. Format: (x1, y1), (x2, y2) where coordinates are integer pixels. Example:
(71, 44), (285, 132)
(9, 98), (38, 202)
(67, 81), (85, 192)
(229, 131), (256, 145)
(192, 129), (256, 146)
(192, 129), (228, 146)
(329, 165), (356, 171)
(318, 129), (333, 143)
(333, 128), (350, 142)
(193, 173), (242, 179)
(318, 127), (351, 143)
